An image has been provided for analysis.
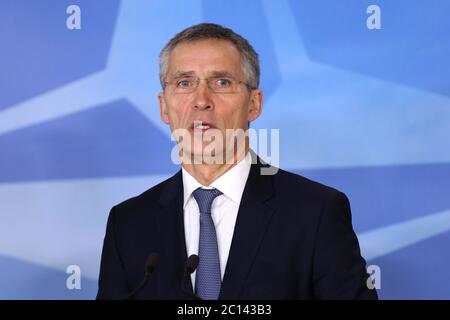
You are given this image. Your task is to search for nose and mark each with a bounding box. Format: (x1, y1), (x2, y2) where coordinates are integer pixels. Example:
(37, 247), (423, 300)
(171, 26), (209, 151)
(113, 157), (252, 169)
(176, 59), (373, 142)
(193, 79), (213, 110)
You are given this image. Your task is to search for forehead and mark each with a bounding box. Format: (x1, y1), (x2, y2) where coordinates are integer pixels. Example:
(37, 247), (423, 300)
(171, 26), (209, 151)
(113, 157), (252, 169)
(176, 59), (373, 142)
(167, 39), (243, 76)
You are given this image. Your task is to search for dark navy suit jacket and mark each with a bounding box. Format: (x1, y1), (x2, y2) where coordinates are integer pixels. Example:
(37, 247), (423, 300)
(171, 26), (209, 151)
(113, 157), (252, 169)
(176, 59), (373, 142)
(97, 157), (378, 300)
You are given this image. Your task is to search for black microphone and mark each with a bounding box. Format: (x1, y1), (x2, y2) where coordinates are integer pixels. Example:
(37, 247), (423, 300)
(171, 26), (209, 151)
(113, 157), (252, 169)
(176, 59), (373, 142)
(125, 252), (159, 300)
(180, 254), (201, 300)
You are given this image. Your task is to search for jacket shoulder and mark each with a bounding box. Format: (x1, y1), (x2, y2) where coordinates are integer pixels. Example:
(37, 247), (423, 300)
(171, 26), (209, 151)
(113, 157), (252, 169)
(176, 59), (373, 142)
(274, 168), (344, 199)
(112, 171), (181, 217)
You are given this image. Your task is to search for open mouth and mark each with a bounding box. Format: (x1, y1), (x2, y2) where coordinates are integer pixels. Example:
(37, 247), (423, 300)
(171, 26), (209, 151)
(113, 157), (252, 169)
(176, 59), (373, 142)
(191, 121), (216, 132)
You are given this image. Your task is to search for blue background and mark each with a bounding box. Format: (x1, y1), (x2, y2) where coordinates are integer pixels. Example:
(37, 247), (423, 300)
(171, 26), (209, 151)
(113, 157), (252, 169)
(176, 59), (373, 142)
(0, 0), (449, 299)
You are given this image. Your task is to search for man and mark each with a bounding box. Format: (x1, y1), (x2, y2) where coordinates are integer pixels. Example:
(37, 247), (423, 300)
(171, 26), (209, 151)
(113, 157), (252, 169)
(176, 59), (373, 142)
(97, 23), (377, 300)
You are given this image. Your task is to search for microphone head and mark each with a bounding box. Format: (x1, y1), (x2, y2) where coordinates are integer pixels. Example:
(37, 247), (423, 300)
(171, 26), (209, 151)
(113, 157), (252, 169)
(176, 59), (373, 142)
(145, 253), (160, 274)
(186, 254), (199, 275)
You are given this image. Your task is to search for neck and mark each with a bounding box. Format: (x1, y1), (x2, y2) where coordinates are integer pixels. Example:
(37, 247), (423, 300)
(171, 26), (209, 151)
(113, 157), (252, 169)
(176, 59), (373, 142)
(182, 146), (249, 186)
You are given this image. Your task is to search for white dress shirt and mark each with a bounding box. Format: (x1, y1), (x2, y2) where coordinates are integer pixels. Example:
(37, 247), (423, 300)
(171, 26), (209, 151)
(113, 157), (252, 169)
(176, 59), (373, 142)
(182, 151), (252, 289)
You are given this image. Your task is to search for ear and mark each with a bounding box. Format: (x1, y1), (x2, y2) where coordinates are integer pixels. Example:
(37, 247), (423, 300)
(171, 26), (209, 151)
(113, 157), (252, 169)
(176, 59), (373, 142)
(247, 89), (263, 122)
(158, 92), (170, 125)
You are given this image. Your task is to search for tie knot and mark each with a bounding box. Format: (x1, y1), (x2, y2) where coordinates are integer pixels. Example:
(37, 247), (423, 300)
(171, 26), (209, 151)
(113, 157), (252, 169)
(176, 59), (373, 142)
(192, 188), (223, 214)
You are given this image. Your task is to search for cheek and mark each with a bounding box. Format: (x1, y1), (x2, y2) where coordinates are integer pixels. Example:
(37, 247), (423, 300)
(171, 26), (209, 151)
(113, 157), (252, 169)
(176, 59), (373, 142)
(166, 100), (192, 126)
(231, 102), (250, 125)
(219, 97), (249, 123)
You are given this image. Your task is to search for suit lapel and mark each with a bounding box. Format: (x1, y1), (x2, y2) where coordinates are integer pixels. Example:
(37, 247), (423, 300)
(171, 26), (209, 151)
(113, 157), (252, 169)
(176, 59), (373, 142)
(155, 157), (276, 299)
(219, 157), (275, 299)
(156, 170), (194, 297)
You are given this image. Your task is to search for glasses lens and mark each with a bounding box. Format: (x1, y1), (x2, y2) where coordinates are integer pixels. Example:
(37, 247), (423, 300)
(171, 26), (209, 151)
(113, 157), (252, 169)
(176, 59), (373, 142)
(208, 77), (238, 93)
(166, 76), (244, 94)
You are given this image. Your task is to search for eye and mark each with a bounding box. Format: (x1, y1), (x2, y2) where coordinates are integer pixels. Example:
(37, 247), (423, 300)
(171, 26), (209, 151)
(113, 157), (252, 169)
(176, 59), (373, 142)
(215, 78), (233, 87)
(176, 78), (193, 88)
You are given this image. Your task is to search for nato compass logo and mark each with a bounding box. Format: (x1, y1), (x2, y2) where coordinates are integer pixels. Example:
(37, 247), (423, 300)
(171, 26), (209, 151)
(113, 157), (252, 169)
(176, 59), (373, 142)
(0, 0), (449, 299)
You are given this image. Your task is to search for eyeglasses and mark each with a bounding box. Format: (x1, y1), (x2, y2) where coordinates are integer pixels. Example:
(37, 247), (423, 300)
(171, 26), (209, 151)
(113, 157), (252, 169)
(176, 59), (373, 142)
(164, 76), (253, 94)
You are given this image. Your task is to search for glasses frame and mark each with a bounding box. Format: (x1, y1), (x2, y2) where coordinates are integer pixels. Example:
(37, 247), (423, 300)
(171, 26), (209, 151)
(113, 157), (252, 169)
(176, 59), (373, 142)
(163, 75), (254, 95)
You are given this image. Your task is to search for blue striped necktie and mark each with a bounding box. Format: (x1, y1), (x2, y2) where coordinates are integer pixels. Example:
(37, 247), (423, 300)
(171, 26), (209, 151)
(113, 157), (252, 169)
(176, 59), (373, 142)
(192, 187), (223, 300)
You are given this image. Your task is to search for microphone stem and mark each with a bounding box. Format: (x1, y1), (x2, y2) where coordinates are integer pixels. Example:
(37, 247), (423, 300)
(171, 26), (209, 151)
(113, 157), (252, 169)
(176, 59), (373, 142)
(125, 271), (149, 300)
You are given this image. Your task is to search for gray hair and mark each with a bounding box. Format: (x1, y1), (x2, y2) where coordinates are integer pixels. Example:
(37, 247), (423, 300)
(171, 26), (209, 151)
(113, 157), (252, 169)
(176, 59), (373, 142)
(159, 23), (260, 90)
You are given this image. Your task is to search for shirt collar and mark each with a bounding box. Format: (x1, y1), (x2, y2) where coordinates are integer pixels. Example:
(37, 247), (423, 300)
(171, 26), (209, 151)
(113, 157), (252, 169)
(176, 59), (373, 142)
(182, 151), (252, 208)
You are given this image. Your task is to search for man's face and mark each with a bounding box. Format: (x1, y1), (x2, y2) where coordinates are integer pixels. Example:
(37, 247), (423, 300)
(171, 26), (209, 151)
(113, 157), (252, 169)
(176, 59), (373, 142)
(158, 39), (262, 161)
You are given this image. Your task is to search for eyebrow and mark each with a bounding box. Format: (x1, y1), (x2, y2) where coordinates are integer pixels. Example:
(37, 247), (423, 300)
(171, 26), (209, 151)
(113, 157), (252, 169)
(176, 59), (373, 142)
(170, 70), (236, 78)
(208, 70), (235, 78)
(171, 70), (196, 78)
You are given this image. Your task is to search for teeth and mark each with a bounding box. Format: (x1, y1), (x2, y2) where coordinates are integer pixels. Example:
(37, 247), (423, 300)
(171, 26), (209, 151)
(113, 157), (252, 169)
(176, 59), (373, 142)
(195, 124), (210, 129)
